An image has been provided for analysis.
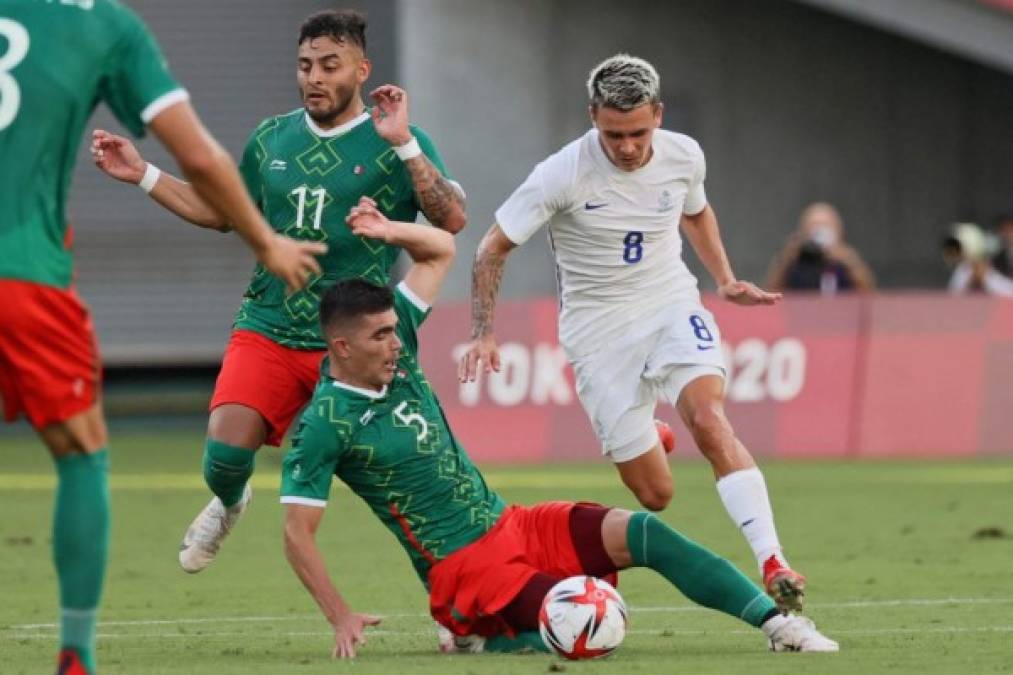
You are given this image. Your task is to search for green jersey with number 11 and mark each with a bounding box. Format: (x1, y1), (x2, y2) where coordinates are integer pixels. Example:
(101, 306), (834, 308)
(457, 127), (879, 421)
(0, 0), (185, 288)
(281, 283), (505, 583)
(234, 110), (451, 350)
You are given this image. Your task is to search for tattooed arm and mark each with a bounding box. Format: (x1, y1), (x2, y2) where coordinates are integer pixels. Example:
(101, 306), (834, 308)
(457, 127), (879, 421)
(402, 153), (467, 233)
(370, 85), (467, 234)
(457, 224), (517, 382)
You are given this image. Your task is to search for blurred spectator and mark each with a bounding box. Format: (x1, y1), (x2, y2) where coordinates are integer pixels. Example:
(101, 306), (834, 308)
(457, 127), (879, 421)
(943, 222), (1013, 296)
(991, 214), (1013, 281)
(765, 202), (876, 294)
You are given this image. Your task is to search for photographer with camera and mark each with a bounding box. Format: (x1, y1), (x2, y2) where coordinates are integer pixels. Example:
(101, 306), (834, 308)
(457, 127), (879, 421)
(943, 221), (1013, 296)
(766, 202), (876, 295)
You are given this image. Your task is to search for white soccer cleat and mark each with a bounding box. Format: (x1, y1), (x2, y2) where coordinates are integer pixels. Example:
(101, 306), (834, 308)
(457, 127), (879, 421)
(768, 615), (839, 653)
(436, 623), (485, 654)
(178, 484), (252, 573)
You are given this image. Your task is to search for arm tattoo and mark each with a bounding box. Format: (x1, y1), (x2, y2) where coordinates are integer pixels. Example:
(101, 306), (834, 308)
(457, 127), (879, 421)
(403, 154), (466, 231)
(470, 245), (506, 339)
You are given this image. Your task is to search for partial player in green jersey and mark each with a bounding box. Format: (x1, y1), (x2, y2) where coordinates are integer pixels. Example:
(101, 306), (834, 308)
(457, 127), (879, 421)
(280, 198), (839, 658)
(91, 10), (466, 576)
(0, 1), (323, 673)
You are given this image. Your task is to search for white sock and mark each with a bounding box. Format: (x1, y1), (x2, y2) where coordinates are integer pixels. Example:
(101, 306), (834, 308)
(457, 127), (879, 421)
(715, 467), (787, 571)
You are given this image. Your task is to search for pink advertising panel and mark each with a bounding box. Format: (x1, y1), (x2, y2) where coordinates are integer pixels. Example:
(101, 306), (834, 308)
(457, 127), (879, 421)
(419, 294), (1011, 462)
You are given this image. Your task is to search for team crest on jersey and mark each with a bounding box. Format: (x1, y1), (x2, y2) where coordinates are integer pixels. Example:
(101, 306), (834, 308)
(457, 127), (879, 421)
(658, 190), (674, 213)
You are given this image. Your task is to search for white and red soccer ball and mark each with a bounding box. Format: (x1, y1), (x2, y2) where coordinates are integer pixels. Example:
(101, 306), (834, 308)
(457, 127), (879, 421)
(538, 575), (628, 659)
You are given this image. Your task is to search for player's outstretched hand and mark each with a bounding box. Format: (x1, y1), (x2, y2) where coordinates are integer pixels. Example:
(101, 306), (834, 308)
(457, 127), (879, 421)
(91, 129), (146, 184)
(369, 85), (412, 147)
(719, 280), (782, 306)
(331, 611), (382, 659)
(458, 334), (501, 382)
(261, 234), (326, 292)
(346, 196), (391, 242)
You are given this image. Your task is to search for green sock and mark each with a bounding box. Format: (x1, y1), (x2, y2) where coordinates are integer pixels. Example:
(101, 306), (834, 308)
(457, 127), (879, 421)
(627, 512), (777, 627)
(53, 450), (110, 675)
(485, 631), (549, 653)
(202, 439), (256, 508)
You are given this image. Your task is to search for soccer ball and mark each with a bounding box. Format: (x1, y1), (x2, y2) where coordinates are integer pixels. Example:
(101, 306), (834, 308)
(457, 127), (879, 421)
(538, 575), (627, 659)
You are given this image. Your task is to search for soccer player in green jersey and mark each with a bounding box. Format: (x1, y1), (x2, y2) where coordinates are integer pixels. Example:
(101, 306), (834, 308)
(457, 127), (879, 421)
(0, 1), (325, 673)
(281, 197), (838, 658)
(90, 9), (467, 575)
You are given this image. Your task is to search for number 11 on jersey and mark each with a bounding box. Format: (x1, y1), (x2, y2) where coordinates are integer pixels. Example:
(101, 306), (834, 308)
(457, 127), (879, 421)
(291, 185), (327, 230)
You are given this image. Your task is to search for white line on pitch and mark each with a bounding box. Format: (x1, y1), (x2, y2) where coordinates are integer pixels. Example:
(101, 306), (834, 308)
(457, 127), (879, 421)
(6, 625), (1013, 642)
(8, 597), (1012, 632)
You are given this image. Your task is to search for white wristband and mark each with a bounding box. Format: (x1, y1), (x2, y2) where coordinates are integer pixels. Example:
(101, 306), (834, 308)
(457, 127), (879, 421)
(138, 162), (161, 193)
(393, 136), (422, 161)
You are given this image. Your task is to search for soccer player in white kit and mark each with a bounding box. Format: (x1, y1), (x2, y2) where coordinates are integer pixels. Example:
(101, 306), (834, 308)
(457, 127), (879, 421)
(459, 54), (806, 611)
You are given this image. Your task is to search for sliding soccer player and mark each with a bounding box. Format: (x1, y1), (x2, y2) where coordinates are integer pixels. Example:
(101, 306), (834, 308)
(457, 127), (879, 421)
(280, 197), (837, 658)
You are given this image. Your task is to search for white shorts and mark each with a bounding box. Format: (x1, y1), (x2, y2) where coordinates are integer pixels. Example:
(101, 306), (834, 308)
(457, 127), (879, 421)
(571, 302), (726, 463)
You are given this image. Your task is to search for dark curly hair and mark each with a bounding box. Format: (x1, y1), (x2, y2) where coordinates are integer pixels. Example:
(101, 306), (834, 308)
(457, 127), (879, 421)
(298, 9), (367, 50)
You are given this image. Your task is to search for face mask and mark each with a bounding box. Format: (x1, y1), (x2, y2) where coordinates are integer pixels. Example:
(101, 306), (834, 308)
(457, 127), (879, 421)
(809, 224), (838, 249)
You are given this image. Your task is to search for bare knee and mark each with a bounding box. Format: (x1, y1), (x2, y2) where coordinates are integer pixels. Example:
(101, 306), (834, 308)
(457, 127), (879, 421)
(39, 403), (108, 458)
(207, 404), (268, 449)
(631, 477), (673, 512)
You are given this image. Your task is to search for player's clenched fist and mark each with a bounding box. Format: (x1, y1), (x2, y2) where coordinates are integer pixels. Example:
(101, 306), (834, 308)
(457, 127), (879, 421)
(457, 334), (501, 382)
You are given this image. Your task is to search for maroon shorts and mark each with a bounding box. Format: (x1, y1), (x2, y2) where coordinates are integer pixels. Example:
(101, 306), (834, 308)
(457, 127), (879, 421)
(0, 280), (100, 428)
(209, 330), (324, 446)
(428, 501), (618, 638)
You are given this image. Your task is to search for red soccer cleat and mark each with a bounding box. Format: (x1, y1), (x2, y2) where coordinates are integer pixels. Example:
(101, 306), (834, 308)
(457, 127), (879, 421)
(762, 555), (807, 613)
(655, 419), (675, 454)
(55, 649), (90, 675)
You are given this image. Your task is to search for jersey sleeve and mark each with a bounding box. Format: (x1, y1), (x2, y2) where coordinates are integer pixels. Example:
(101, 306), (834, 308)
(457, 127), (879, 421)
(409, 126), (466, 209)
(280, 400), (348, 507)
(494, 148), (575, 245)
(393, 281), (432, 357)
(411, 126), (450, 178)
(99, 6), (188, 138)
(683, 142), (708, 216)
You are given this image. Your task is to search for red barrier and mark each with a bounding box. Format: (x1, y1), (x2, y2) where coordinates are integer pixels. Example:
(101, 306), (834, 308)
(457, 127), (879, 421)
(857, 294), (1013, 457)
(418, 294), (1012, 461)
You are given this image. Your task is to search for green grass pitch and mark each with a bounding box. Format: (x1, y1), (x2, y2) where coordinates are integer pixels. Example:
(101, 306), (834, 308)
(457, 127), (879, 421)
(1, 430), (1011, 674)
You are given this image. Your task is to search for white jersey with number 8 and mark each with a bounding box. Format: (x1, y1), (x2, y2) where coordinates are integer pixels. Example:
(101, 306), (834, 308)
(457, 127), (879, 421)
(496, 128), (708, 360)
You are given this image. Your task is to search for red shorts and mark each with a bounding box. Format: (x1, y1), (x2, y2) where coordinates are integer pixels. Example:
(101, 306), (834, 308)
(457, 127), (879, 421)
(209, 330), (323, 446)
(428, 501), (619, 638)
(0, 280), (100, 428)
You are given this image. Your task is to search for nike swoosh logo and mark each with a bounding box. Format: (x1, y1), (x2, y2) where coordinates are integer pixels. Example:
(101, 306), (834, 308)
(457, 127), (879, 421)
(740, 518), (756, 528)
(584, 202), (608, 210)
(697, 345), (715, 351)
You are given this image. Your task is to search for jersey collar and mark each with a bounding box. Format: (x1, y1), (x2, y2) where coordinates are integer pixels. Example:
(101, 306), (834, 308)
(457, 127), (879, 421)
(304, 110), (371, 138)
(332, 380), (388, 400)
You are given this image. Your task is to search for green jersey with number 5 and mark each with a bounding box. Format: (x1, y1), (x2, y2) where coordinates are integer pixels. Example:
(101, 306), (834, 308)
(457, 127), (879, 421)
(280, 283), (506, 583)
(0, 0), (185, 288)
(234, 109), (451, 349)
